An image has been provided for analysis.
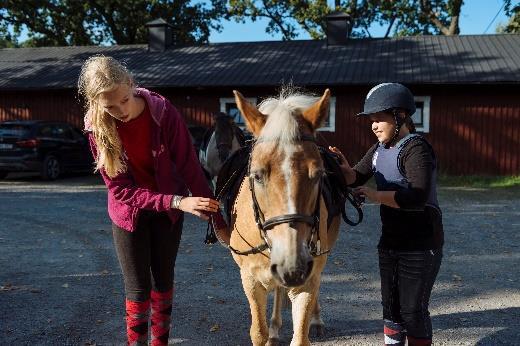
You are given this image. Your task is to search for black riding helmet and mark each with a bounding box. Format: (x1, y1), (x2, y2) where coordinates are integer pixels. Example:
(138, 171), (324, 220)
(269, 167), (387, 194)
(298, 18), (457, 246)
(357, 83), (416, 147)
(357, 82), (416, 117)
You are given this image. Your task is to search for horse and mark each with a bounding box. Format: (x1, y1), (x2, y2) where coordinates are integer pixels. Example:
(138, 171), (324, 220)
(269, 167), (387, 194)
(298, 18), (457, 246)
(199, 112), (246, 188)
(229, 88), (341, 346)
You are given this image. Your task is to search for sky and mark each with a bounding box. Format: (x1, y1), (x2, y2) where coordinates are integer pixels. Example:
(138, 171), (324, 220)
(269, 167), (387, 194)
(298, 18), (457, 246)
(209, 0), (513, 43)
(8, 0), (514, 44)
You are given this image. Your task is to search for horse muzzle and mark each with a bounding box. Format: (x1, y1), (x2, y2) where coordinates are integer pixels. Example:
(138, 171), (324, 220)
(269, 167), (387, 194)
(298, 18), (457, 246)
(270, 249), (314, 287)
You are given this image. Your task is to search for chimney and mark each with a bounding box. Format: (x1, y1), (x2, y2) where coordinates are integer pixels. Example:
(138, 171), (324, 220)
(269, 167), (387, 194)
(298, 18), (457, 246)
(325, 12), (350, 46)
(145, 18), (173, 52)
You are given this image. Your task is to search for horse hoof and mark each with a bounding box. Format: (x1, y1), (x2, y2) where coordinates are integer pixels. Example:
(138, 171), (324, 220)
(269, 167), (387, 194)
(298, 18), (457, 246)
(310, 324), (325, 337)
(267, 337), (280, 346)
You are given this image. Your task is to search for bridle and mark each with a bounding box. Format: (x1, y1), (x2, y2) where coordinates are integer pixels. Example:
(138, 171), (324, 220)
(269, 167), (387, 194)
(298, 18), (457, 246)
(229, 134), (327, 257)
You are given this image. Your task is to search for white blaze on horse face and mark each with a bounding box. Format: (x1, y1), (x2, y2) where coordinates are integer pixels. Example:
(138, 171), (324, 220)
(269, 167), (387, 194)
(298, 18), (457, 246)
(274, 143), (317, 274)
(282, 145), (296, 214)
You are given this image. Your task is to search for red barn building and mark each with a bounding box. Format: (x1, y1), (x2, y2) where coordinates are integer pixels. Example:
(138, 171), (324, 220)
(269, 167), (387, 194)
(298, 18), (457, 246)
(0, 26), (518, 175)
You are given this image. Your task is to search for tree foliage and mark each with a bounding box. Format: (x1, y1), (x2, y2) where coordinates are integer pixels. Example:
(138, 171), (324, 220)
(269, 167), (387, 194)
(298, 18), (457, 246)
(226, 0), (468, 40)
(497, 2), (519, 33)
(0, 0), (227, 47)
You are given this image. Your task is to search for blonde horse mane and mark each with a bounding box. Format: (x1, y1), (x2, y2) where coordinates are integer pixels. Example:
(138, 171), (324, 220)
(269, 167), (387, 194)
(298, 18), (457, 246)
(257, 88), (319, 144)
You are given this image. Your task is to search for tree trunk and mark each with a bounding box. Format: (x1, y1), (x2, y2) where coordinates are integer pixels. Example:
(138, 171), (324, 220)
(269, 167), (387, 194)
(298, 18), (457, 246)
(420, 0), (463, 35)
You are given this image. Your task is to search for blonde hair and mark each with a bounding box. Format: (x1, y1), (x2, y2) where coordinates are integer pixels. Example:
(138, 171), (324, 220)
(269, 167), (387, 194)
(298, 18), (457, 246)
(78, 55), (133, 178)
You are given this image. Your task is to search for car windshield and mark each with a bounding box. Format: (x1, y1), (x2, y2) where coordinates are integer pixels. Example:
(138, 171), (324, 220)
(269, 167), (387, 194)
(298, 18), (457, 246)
(0, 124), (32, 138)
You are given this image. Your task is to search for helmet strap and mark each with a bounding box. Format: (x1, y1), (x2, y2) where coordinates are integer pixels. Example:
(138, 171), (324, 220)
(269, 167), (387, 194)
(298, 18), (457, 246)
(385, 110), (404, 148)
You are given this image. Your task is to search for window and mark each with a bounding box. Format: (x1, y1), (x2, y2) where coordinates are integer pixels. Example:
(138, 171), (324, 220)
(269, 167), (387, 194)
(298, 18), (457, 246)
(412, 96), (431, 133)
(37, 125), (54, 137)
(0, 124), (31, 138)
(51, 124), (74, 140)
(219, 97), (256, 127)
(219, 96), (336, 132)
(318, 96), (336, 132)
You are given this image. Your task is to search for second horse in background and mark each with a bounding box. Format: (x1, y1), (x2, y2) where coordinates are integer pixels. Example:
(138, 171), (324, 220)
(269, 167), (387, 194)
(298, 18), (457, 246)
(199, 112), (246, 189)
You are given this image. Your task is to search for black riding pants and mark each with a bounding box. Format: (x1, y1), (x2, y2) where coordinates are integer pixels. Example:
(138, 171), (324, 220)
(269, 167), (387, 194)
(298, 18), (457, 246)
(378, 248), (442, 339)
(112, 210), (183, 302)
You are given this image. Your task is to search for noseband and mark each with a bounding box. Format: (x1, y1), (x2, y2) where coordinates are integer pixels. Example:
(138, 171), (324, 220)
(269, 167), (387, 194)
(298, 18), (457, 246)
(243, 134), (325, 257)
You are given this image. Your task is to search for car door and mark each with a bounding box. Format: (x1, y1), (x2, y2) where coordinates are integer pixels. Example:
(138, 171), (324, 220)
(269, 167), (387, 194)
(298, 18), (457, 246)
(49, 123), (77, 170)
(69, 126), (93, 170)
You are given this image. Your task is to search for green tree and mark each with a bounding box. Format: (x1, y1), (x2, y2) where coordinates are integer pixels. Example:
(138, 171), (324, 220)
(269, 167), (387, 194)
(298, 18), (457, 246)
(0, 0), (227, 47)
(226, 0), (466, 39)
(497, 3), (519, 33)
(0, 1), (100, 46)
(0, 24), (17, 47)
(86, 0), (227, 45)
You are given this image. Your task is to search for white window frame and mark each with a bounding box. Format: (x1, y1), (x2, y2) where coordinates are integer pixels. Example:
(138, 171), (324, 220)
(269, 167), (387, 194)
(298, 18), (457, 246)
(219, 97), (256, 128)
(318, 96), (336, 132)
(219, 96), (336, 132)
(412, 96), (431, 133)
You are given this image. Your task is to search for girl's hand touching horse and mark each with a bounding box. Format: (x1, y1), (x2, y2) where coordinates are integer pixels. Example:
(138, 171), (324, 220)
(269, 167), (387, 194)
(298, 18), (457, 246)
(328, 146), (356, 185)
(176, 197), (219, 221)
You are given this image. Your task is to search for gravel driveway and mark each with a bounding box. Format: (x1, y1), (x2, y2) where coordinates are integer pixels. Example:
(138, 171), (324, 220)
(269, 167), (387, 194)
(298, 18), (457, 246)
(0, 173), (518, 345)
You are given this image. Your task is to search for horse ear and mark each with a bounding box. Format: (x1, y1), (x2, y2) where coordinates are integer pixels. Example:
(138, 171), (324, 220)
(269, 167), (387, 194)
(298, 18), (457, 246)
(233, 90), (266, 136)
(302, 89), (331, 131)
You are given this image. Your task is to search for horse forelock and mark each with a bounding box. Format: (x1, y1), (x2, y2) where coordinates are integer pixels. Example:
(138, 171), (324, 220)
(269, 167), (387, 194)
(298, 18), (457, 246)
(257, 91), (319, 144)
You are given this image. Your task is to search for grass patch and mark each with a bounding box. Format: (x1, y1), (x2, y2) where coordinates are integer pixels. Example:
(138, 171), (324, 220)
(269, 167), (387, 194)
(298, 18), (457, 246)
(438, 175), (520, 188)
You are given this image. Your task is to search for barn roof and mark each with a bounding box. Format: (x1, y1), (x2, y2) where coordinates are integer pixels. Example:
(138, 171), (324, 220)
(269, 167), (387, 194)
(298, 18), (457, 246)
(0, 34), (519, 90)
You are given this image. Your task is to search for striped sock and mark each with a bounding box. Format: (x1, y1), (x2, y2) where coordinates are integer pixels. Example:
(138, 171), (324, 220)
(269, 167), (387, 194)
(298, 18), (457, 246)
(125, 299), (150, 346)
(384, 319), (406, 345)
(407, 335), (432, 346)
(150, 288), (173, 346)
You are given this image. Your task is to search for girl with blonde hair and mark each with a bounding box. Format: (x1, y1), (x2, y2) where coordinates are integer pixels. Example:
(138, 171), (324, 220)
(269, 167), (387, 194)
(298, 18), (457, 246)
(78, 55), (227, 345)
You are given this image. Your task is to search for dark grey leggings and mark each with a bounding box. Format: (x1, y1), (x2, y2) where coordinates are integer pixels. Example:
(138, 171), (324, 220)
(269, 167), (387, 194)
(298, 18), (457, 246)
(112, 210), (183, 302)
(379, 248), (442, 339)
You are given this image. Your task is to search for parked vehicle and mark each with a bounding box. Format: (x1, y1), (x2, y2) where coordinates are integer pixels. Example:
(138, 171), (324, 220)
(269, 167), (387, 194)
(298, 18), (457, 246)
(0, 120), (94, 180)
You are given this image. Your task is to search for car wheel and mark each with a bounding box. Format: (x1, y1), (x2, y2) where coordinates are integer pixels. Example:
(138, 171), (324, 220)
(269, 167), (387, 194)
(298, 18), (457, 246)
(41, 155), (61, 180)
(0, 171), (8, 179)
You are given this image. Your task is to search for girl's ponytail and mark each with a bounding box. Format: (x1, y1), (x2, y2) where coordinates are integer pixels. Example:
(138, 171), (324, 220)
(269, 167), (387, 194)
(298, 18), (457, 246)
(405, 116), (416, 133)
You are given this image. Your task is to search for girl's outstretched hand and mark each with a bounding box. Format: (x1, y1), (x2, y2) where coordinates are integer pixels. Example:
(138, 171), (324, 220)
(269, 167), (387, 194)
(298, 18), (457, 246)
(177, 197), (219, 221)
(328, 146), (351, 172)
(328, 146), (357, 185)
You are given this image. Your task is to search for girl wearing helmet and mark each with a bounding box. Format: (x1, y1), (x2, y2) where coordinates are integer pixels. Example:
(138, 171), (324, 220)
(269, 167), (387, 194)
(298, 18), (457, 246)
(330, 83), (443, 346)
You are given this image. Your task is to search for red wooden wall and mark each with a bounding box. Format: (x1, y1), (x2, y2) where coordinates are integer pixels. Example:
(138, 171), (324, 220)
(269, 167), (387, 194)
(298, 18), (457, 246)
(0, 84), (518, 175)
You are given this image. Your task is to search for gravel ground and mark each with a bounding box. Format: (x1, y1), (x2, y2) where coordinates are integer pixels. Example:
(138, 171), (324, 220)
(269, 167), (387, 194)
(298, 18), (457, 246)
(0, 173), (518, 345)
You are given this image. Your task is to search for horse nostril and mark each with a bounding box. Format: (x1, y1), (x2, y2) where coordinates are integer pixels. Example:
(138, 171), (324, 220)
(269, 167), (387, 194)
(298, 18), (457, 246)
(270, 264), (278, 276)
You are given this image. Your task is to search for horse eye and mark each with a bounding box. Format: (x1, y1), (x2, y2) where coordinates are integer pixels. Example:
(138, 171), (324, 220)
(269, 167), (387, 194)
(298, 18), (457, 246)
(251, 171), (264, 184)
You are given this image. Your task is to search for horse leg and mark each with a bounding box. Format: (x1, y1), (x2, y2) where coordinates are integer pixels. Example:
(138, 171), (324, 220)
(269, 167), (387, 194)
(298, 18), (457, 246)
(288, 276), (320, 346)
(268, 287), (284, 345)
(310, 293), (325, 337)
(240, 270), (269, 346)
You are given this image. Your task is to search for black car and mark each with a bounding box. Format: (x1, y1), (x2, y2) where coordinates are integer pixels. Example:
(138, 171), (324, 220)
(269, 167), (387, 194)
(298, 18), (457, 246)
(0, 120), (94, 180)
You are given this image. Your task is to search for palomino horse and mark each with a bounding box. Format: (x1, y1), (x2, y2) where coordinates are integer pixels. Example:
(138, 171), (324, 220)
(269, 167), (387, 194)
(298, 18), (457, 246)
(230, 89), (341, 345)
(199, 112), (245, 186)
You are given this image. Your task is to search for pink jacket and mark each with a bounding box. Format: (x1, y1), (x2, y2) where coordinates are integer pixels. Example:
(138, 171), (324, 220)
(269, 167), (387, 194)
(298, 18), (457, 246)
(85, 88), (226, 232)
